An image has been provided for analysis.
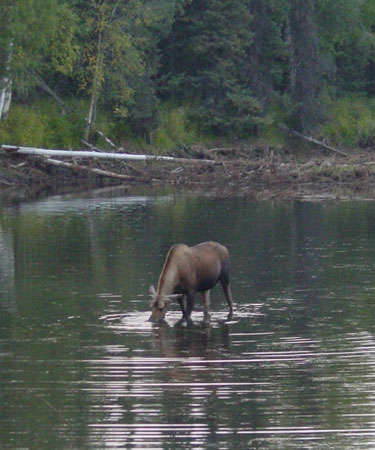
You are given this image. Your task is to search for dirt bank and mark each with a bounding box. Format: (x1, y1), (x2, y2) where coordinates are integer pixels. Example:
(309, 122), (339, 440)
(2, 144), (375, 202)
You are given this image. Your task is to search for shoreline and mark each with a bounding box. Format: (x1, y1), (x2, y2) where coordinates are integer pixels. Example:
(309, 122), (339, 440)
(2, 146), (375, 203)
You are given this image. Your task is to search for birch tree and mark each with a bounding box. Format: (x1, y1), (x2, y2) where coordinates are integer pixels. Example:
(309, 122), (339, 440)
(0, 3), (13, 120)
(78, 0), (149, 141)
(0, 41), (13, 120)
(0, 0), (77, 117)
(77, 0), (179, 141)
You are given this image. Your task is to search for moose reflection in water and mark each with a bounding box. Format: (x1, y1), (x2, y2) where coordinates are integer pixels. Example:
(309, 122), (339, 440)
(149, 241), (233, 322)
(152, 319), (232, 360)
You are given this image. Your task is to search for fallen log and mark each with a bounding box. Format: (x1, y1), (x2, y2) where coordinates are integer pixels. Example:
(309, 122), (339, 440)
(34, 72), (67, 115)
(81, 140), (103, 152)
(36, 157), (141, 182)
(80, 140), (144, 176)
(1, 145), (215, 164)
(279, 124), (348, 157)
(208, 147), (236, 153)
(94, 128), (118, 150)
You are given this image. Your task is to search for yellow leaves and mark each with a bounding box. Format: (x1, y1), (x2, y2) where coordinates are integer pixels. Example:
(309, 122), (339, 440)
(74, 0), (162, 124)
(78, 78), (89, 94)
(113, 106), (129, 118)
(15, 46), (25, 62)
(47, 28), (79, 76)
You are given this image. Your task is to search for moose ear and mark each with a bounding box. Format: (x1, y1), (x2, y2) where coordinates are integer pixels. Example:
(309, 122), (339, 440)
(149, 285), (156, 296)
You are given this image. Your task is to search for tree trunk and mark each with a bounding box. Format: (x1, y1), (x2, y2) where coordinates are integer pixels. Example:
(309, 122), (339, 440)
(0, 41), (13, 120)
(84, 30), (104, 142)
(1, 145), (215, 163)
(285, 22), (296, 92)
(289, 0), (322, 132)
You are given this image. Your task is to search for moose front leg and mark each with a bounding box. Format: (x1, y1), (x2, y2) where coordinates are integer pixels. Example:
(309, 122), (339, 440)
(185, 292), (195, 319)
(202, 290), (211, 319)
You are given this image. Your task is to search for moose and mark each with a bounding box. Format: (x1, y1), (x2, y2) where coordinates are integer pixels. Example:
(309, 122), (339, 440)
(149, 241), (233, 322)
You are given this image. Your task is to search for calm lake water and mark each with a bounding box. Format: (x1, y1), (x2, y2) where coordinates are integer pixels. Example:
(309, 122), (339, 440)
(2, 190), (375, 448)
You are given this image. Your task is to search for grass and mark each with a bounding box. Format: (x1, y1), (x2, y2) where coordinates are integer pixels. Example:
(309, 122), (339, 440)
(0, 98), (85, 149)
(321, 95), (375, 148)
(150, 103), (202, 151)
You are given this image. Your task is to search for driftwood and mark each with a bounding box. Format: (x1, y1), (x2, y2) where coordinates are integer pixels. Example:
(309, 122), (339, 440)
(279, 124), (348, 157)
(1, 145), (215, 164)
(36, 157), (140, 182)
(81, 140), (103, 152)
(95, 128), (118, 150)
(208, 147), (236, 154)
(80, 140), (144, 176)
(0, 143), (216, 184)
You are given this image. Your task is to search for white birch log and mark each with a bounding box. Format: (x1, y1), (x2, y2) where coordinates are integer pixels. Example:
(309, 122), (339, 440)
(1, 145), (215, 164)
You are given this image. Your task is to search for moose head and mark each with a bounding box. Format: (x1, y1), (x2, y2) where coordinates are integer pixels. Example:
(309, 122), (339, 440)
(148, 285), (183, 322)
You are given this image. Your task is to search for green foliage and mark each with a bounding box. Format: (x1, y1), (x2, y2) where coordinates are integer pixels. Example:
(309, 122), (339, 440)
(0, 0), (78, 95)
(0, 105), (48, 147)
(1, 0), (375, 148)
(321, 96), (375, 147)
(74, 0), (181, 137)
(0, 99), (85, 148)
(246, 0), (291, 98)
(152, 104), (199, 150)
(191, 87), (262, 137)
(159, 0), (258, 135)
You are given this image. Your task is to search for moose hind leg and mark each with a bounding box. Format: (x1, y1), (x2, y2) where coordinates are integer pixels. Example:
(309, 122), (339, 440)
(220, 279), (233, 315)
(178, 295), (186, 317)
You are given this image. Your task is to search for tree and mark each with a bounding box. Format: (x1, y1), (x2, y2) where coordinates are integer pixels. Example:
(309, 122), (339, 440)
(287, 0), (325, 132)
(0, 39), (13, 120)
(0, 0), (78, 118)
(362, 0), (375, 95)
(75, 0), (180, 141)
(246, 0), (290, 101)
(159, 0), (261, 136)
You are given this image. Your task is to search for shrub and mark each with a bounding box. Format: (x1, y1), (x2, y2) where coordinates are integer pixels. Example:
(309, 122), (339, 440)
(321, 96), (375, 148)
(0, 98), (85, 149)
(151, 104), (200, 150)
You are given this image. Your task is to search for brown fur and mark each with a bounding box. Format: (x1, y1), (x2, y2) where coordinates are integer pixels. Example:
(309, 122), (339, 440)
(149, 241), (233, 322)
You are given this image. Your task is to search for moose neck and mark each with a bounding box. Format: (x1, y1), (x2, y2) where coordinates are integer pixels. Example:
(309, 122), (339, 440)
(157, 263), (177, 297)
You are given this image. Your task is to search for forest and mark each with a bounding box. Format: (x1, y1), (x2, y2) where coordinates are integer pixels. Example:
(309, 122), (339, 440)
(1, 0), (375, 153)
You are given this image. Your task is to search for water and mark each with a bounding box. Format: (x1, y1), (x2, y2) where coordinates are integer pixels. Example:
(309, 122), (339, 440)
(2, 192), (375, 448)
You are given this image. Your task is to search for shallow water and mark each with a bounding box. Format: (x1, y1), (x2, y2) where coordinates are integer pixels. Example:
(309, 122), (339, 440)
(2, 193), (375, 448)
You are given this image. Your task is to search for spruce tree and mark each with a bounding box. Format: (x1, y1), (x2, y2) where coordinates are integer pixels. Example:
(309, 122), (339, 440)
(160, 0), (260, 136)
